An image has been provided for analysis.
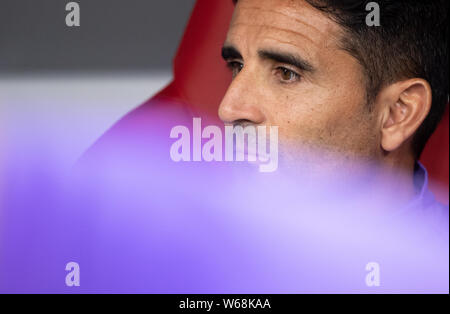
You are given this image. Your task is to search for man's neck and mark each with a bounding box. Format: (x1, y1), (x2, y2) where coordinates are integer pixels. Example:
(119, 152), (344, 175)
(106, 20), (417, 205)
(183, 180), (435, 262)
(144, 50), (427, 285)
(374, 153), (417, 207)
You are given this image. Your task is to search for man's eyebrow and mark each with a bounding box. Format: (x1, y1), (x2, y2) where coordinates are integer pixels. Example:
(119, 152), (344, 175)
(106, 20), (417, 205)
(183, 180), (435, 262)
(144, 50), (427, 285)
(258, 49), (315, 72)
(221, 45), (243, 61)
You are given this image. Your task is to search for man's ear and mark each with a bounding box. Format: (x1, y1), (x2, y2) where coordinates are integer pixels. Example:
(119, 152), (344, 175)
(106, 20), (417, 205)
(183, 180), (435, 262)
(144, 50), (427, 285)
(379, 78), (432, 152)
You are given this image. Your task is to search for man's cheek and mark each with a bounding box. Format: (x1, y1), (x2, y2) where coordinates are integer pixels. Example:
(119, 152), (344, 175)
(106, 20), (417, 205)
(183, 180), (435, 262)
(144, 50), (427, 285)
(278, 121), (328, 149)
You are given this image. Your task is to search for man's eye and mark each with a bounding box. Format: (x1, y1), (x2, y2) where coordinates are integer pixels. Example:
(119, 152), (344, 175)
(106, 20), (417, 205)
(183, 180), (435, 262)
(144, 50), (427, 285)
(276, 67), (300, 83)
(226, 61), (243, 77)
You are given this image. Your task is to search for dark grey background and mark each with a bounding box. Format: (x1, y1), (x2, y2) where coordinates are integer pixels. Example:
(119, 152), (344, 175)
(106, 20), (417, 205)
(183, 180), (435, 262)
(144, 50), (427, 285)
(0, 0), (196, 73)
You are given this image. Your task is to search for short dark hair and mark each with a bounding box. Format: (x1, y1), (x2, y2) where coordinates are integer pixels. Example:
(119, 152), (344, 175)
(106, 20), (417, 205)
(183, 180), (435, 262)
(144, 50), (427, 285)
(233, 0), (449, 158)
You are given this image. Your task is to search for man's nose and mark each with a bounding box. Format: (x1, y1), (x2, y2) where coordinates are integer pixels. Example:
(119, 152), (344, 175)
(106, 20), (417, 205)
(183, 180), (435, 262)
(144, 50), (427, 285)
(218, 74), (266, 125)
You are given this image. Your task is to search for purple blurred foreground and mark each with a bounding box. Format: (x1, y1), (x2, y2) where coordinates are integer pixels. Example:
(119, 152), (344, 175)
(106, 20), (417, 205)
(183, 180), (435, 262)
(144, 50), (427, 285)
(0, 99), (448, 294)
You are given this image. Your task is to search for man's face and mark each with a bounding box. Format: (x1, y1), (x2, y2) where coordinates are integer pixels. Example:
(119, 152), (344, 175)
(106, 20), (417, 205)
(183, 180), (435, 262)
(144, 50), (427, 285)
(219, 0), (383, 172)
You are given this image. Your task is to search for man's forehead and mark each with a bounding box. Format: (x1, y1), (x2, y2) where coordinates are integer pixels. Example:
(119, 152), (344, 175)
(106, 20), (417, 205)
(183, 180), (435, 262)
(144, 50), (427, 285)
(229, 0), (341, 50)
